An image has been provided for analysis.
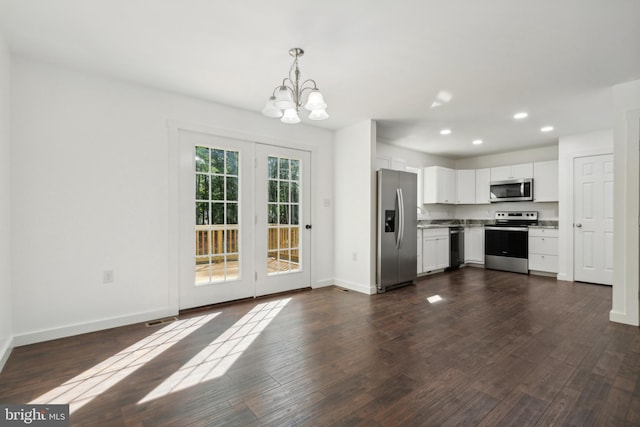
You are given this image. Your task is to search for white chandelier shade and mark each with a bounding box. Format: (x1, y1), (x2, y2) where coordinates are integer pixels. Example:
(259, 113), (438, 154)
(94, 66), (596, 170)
(261, 96), (283, 118)
(262, 48), (329, 124)
(308, 109), (329, 121)
(304, 90), (327, 111)
(281, 108), (301, 124)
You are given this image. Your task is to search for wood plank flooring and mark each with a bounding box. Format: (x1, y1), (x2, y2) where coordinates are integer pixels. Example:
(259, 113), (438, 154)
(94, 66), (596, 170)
(2, 268), (640, 426)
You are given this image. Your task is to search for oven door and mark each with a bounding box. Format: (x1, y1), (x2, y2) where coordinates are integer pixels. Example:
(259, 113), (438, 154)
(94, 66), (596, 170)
(484, 226), (528, 258)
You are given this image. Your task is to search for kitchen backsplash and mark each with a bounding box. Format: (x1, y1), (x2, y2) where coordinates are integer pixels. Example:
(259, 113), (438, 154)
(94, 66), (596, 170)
(418, 201), (558, 221)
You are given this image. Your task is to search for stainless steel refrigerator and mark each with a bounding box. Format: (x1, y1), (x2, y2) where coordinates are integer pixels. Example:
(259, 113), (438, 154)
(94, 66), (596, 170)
(376, 169), (417, 293)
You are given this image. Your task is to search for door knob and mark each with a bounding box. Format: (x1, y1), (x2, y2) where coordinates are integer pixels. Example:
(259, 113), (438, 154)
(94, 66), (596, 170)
(575, 223), (582, 228)
(305, 224), (312, 230)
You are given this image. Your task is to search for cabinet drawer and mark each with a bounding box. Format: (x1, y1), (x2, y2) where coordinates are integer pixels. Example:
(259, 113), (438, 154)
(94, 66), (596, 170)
(422, 227), (449, 238)
(528, 228), (558, 238)
(528, 236), (558, 255)
(529, 254), (558, 273)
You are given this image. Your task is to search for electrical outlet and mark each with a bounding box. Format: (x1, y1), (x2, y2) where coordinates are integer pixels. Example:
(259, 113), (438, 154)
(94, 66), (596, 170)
(103, 270), (114, 284)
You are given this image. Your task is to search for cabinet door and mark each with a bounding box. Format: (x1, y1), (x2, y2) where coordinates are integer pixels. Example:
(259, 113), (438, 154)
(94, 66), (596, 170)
(511, 163), (533, 179)
(456, 170), (476, 204)
(491, 163), (533, 181)
(423, 167), (436, 204)
(436, 236), (450, 269)
(422, 237), (438, 272)
(475, 168), (491, 204)
(465, 227), (485, 263)
(533, 160), (559, 202)
(490, 166), (511, 181)
(529, 254), (558, 273)
(443, 168), (457, 204)
(424, 166), (456, 204)
(528, 236), (558, 256)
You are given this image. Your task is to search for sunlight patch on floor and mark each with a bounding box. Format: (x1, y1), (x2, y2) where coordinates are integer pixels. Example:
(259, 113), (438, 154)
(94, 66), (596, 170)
(427, 295), (444, 303)
(138, 297), (291, 404)
(30, 312), (219, 414)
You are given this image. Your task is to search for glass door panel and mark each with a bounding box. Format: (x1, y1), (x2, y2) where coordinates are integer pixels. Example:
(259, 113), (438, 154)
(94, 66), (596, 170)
(255, 145), (311, 296)
(179, 130), (254, 309)
(194, 146), (240, 283)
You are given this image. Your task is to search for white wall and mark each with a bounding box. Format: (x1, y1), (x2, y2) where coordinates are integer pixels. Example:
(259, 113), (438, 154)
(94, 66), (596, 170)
(456, 202), (558, 220)
(557, 130), (613, 283)
(11, 56), (334, 345)
(377, 142), (560, 221)
(454, 144), (558, 169)
(612, 79), (640, 326)
(376, 140), (456, 169)
(0, 30), (12, 370)
(334, 120), (376, 294)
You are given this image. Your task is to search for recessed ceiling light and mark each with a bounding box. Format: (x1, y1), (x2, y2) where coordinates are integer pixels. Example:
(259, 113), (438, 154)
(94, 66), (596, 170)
(440, 129), (451, 135)
(513, 112), (528, 120)
(472, 139), (483, 145)
(541, 126), (554, 132)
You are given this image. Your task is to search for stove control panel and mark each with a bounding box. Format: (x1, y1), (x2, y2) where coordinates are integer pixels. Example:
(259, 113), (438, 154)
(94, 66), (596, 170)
(495, 211), (538, 221)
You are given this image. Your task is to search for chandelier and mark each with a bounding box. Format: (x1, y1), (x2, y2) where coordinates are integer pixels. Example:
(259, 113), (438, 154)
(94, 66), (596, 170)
(262, 48), (328, 124)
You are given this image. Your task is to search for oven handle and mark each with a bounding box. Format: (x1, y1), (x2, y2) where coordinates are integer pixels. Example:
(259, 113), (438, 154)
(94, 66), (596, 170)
(484, 226), (529, 232)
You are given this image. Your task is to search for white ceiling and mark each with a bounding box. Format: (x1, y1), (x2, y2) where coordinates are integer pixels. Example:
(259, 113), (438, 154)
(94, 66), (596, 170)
(1, 0), (639, 158)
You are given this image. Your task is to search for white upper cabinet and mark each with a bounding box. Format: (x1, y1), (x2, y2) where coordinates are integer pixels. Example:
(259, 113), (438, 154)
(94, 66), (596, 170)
(424, 166), (456, 204)
(475, 168), (491, 204)
(533, 160), (559, 202)
(422, 161), (557, 205)
(456, 170), (476, 204)
(490, 163), (533, 181)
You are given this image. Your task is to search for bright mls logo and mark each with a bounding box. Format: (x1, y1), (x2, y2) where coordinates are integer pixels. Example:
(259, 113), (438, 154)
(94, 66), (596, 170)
(1, 404), (69, 426)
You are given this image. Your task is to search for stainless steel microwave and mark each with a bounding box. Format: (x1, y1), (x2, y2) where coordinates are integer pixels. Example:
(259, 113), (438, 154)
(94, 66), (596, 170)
(489, 179), (533, 202)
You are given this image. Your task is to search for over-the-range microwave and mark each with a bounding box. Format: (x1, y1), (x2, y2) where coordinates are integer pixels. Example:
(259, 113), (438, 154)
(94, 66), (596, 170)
(489, 178), (533, 202)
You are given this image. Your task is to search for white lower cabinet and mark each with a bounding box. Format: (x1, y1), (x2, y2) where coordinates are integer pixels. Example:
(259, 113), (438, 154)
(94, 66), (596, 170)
(421, 228), (449, 273)
(528, 228), (558, 273)
(464, 226), (485, 264)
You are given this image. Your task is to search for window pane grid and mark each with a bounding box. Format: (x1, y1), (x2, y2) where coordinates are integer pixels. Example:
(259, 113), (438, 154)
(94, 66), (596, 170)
(195, 146), (240, 285)
(267, 156), (301, 276)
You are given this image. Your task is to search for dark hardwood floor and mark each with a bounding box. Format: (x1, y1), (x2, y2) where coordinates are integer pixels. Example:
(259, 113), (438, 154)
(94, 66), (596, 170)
(1, 268), (639, 426)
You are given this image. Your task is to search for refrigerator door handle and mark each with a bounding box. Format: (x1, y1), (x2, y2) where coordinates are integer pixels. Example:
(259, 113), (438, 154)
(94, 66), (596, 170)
(396, 188), (404, 249)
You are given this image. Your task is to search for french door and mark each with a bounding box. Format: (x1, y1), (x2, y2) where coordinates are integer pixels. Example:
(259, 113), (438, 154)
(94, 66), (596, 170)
(178, 130), (311, 309)
(255, 144), (311, 296)
(574, 154), (614, 285)
(179, 131), (255, 309)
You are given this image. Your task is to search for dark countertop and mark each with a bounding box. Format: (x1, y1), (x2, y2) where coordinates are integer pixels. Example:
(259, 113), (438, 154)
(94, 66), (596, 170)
(418, 219), (559, 229)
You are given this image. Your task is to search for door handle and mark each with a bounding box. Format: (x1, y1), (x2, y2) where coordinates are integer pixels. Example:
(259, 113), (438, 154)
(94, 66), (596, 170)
(305, 224), (312, 230)
(395, 189), (404, 249)
(575, 223), (582, 228)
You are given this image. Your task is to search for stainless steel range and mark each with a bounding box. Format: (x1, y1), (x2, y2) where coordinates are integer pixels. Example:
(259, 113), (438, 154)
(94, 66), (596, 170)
(484, 211), (538, 274)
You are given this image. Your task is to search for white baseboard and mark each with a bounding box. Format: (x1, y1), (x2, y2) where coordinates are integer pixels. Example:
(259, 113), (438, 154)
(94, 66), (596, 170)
(0, 335), (14, 373)
(529, 270), (558, 278)
(333, 279), (376, 295)
(610, 310), (640, 326)
(312, 279), (334, 289)
(13, 308), (177, 347)
(556, 273), (572, 282)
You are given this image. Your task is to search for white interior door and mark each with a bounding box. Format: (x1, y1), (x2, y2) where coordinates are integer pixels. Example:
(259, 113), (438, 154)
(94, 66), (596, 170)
(179, 130), (255, 309)
(255, 144), (311, 296)
(574, 154), (614, 285)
